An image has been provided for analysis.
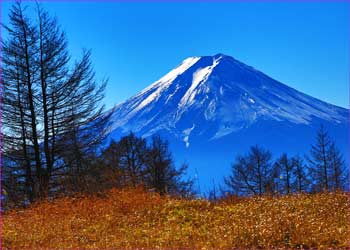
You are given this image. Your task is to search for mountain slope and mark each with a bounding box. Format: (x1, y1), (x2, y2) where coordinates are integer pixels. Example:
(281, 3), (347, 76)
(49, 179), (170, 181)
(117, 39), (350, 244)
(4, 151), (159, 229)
(106, 54), (348, 191)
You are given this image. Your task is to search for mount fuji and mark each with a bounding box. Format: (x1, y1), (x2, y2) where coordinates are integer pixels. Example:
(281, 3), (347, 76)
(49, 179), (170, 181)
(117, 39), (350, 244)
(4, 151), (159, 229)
(106, 54), (348, 192)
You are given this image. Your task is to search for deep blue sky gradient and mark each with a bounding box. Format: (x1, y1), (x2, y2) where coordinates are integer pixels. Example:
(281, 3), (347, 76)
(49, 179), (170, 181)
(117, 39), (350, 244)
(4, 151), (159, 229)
(2, 1), (349, 109)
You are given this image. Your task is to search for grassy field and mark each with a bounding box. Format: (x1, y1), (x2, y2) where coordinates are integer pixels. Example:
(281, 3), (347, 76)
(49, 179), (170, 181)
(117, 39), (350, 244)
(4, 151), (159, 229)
(3, 188), (349, 249)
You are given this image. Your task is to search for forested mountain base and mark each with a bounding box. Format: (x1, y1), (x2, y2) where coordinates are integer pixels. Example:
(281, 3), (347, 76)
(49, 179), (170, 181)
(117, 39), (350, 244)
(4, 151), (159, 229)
(3, 188), (349, 249)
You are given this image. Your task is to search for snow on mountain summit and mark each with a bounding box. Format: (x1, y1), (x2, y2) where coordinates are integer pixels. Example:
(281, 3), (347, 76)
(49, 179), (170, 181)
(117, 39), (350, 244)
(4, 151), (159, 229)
(109, 54), (347, 146)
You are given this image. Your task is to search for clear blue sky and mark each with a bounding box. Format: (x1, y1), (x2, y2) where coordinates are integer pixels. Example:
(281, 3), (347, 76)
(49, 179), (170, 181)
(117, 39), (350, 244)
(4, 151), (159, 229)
(2, 1), (349, 109)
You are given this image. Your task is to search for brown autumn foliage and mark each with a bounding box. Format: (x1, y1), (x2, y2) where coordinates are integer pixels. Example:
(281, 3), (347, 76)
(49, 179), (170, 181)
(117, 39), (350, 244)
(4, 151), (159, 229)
(3, 187), (349, 250)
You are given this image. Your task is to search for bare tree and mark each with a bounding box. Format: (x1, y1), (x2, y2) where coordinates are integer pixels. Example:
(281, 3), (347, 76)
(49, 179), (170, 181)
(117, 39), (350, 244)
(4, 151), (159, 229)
(225, 145), (274, 196)
(145, 135), (193, 197)
(274, 154), (294, 194)
(2, 2), (109, 205)
(116, 132), (148, 187)
(99, 140), (124, 188)
(291, 155), (310, 193)
(328, 142), (347, 191)
(307, 125), (332, 192)
(2, 2), (39, 203)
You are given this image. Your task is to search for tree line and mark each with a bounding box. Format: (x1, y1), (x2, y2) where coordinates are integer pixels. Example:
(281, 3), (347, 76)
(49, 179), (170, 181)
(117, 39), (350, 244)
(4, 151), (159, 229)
(223, 126), (348, 197)
(93, 133), (193, 197)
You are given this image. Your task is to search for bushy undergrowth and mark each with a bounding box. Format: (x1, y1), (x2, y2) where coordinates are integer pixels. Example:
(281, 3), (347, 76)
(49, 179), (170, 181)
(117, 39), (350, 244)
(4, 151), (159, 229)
(3, 188), (349, 249)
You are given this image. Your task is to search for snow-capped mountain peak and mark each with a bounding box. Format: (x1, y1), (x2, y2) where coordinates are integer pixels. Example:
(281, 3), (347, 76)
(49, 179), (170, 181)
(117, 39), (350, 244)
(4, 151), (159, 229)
(179, 56), (221, 109)
(109, 54), (347, 147)
(105, 53), (348, 189)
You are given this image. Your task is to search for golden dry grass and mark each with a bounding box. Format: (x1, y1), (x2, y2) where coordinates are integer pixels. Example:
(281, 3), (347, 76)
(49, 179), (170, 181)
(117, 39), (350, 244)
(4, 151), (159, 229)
(3, 188), (349, 249)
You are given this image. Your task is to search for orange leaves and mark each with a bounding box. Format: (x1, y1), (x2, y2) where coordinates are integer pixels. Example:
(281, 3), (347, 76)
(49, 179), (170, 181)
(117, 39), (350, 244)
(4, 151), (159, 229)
(3, 189), (349, 249)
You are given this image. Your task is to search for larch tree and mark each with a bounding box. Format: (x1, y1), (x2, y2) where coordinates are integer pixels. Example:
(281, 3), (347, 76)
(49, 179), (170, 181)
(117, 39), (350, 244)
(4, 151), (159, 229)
(117, 132), (148, 187)
(328, 142), (347, 191)
(225, 145), (274, 196)
(307, 125), (332, 192)
(2, 2), (40, 204)
(2, 2), (110, 205)
(274, 154), (294, 194)
(291, 155), (310, 193)
(145, 135), (193, 196)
